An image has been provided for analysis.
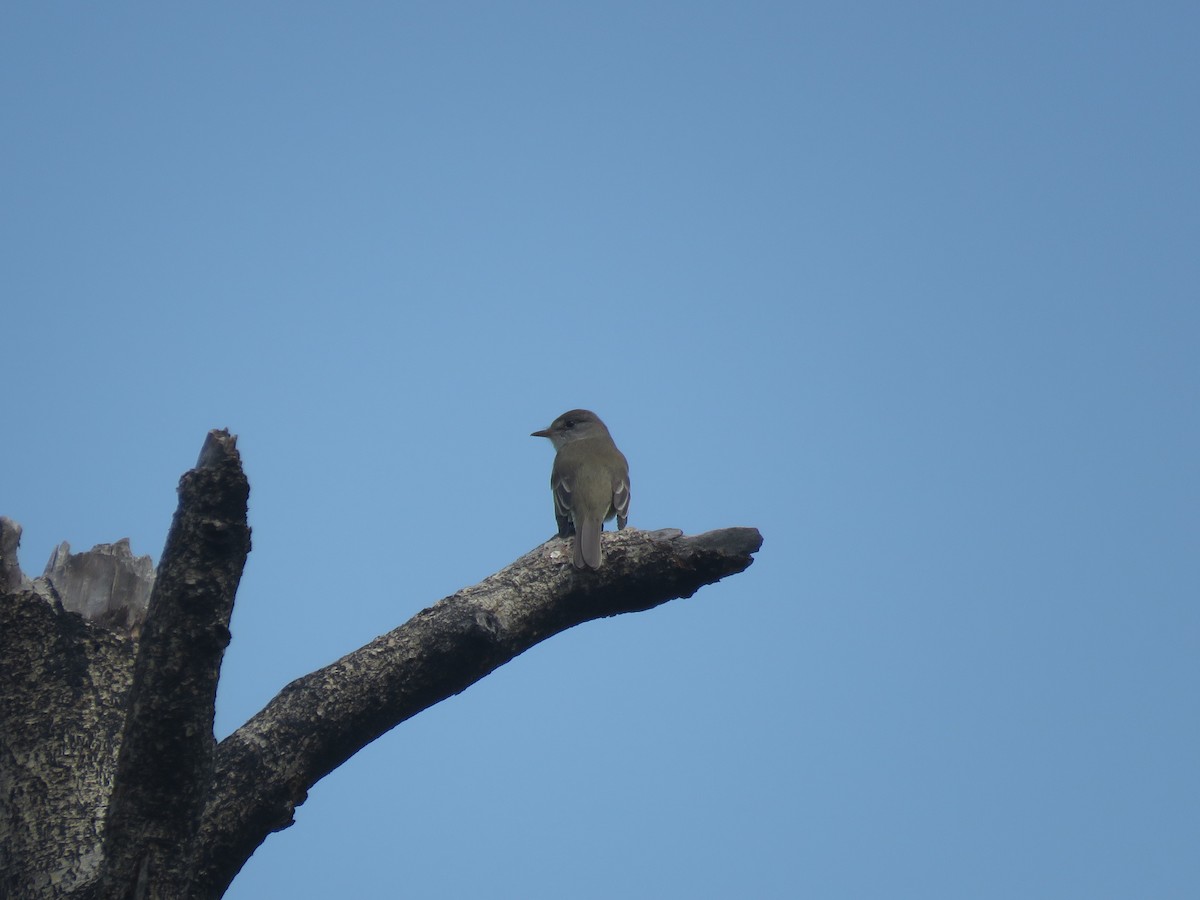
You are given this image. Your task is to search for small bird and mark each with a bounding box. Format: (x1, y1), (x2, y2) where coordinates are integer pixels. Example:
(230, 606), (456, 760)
(531, 409), (630, 569)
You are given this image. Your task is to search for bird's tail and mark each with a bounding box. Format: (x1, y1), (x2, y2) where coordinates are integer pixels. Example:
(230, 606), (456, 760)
(575, 518), (602, 569)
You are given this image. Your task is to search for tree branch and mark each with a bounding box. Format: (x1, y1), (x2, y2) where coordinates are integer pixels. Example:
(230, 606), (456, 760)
(97, 430), (251, 900)
(192, 525), (762, 898)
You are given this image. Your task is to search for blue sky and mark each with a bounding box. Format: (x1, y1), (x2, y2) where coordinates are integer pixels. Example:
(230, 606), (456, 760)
(3, 3), (1197, 898)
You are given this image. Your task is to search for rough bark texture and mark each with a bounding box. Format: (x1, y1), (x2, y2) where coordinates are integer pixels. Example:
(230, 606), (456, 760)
(0, 585), (135, 898)
(0, 431), (762, 900)
(95, 430), (251, 900)
(192, 524), (761, 897)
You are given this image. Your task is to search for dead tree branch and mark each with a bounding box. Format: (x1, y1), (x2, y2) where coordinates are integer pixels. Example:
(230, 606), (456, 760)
(97, 430), (251, 900)
(0, 431), (760, 900)
(193, 524), (760, 896)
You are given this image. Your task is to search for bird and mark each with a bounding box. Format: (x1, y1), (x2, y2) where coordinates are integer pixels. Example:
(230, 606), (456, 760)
(531, 409), (630, 569)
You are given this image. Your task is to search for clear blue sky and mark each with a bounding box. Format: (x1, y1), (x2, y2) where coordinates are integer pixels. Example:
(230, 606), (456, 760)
(3, 4), (1197, 898)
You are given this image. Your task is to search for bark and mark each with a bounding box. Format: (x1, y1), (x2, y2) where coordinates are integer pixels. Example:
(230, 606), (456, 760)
(0, 431), (762, 900)
(0, 584), (135, 898)
(0, 518), (24, 592)
(95, 429), (251, 900)
(192, 524), (761, 897)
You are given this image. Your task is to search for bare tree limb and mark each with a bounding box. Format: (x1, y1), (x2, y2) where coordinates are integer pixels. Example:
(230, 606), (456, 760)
(96, 430), (251, 900)
(2, 432), (761, 900)
(191, 524), (762, 898)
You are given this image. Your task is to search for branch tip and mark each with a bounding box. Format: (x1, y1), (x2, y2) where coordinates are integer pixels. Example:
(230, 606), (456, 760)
(196, 429), (240, 469)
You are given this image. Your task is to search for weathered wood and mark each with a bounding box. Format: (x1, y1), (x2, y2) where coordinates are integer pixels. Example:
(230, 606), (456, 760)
(191, 524), (762, 898)
(0, 431), (762, 900)
(0, 517), (146, 898)
(40, 538), (155, 635)
(96, 430), (251, 900)
(0, 585), (135, 898)
(0, 517), (24, 592)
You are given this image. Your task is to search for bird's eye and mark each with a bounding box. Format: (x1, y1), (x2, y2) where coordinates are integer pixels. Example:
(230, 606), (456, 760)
(564, 419), (575, 428)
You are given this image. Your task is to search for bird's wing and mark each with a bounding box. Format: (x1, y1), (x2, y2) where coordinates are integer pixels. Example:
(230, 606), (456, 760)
(612, 473), (630, 529)
(551, 474), (573, 520)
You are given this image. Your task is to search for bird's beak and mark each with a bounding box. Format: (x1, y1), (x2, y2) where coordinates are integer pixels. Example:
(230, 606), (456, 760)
(531, 428), (551, 438)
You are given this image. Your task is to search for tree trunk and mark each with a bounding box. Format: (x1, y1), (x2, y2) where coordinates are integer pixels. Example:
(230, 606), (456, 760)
(0, 430), (762, 899)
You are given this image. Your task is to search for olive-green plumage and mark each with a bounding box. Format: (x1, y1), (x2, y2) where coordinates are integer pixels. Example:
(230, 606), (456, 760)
(531, 409), (630, 569)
